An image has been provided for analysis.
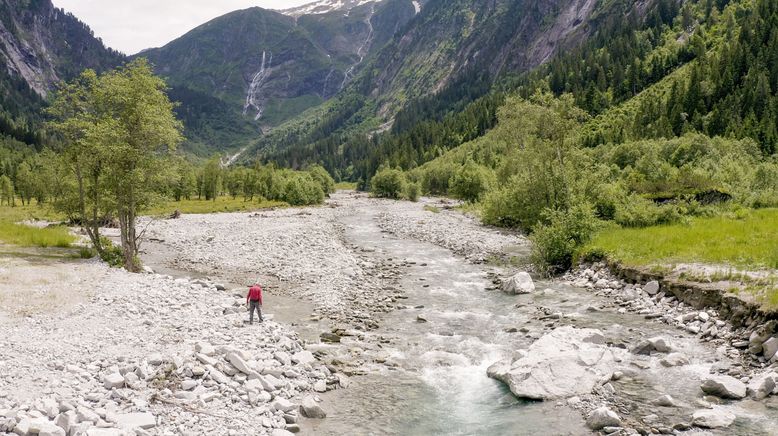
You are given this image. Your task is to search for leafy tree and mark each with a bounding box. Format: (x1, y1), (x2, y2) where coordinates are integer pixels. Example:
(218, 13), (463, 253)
(48, 59), (182, 271)
(0, 175), (13, 206)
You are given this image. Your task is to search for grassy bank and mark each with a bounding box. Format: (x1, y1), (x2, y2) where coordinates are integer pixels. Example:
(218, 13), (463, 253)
(582, 209), (778, 270)
(146, 197), (287, 216)
(0, 202), (73, 248)
(0, 222), (75, 248)
(581, 209), (778, 308)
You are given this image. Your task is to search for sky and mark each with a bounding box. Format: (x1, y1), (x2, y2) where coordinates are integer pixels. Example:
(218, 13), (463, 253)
(52, 0), (313, 55)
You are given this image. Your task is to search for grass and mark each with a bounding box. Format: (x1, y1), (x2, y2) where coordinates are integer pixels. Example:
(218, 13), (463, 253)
(423, 205), (441, 213)
(582, 209), (778, 270)
(0, 201), (73, 248)
(582, 208), (778, 308)
(335, 182), (358, 191)
(0, 222), (76, 248)
(145, 197), (287, 216)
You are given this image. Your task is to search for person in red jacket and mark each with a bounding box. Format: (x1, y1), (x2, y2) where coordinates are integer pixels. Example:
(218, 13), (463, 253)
(246, 283), (263, 324)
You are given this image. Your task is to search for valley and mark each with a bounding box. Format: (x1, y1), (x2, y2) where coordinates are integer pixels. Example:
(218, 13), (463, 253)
(2, 0), (778, 434)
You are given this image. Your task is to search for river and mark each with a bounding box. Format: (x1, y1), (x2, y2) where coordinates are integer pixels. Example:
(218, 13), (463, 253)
(141, 195), (778, 435)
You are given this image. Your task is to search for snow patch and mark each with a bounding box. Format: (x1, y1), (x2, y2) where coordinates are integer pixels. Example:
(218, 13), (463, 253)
(412, 1), (421, 14)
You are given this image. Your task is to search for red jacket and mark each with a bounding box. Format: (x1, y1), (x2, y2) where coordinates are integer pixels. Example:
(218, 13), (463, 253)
(247, 285), (263, 304)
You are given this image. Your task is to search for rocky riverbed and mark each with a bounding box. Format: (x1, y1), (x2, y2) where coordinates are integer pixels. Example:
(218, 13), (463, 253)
(2, 191), (777, 435)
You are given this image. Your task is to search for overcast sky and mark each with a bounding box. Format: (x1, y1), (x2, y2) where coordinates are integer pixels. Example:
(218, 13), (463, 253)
(52, 1), (313, 55)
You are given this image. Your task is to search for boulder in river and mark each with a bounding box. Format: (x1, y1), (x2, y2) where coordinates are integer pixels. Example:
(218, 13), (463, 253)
(586, 406), (621, 430)
(692, 408), (736, 429)
(487, 327), (622, 400)
(700, 375), (747, 399)
(502, 272), (535, 295)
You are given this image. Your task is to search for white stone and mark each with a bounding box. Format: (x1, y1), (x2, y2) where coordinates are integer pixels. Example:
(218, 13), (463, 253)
(762, 337), (778, 360)
(487, 327), (623, 400)
(300, 395), (327, 419)
(701, 375), (747, 399)
(747, 372), (777, 400)
(115, 412), (156, 430)
(271, 397), (297, 413)
(586, 407), (621, 430)
(643, 281), (660, 295)
(226, 352), (252, 375)
(195, 342), (215, 356)
(692, 408), (736, 429)
(103, 373), (124, 390)
(502, 272), (535, 295)
(292, 351), (315, 365)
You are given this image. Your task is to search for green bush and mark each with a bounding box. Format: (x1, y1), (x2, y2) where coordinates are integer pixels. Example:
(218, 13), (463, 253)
(307, 165), (336, 195)
(405, 182), (420, 202)
(371, 168), (407, 199)
(420, 162), (455, 195)
(449, 160), (494, 202)
(282, 174), (325, 206)
(530, 204), (602, 275)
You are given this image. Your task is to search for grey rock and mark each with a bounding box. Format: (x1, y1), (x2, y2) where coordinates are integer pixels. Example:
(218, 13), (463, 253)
(762, 337), (778, 360)
(747, 372), (777, 400)
(502, 272), (535, 295)
(103, 373), (124, 390)
(488, 327), (623, 400)
(586, 406), (621, 430)
(271, 430), (295, 436)
(272, 397), (297, 413)
(692, 408), (736, 429)
(643, 281), (660, 295)
(226, 352), (252, 375)
(660, 353), (689, 367)
(195, 342), (215, 356)
(115, 412), (155, 430)
(291, 351), (315, 365)
(300, 396), (327, 419)
(701, 375), (747, 399)
(652, 395), (677, 407)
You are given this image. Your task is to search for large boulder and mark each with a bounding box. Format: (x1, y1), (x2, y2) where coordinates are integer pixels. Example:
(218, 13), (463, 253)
(700, 375), (747, 399)
(586, 407), (621, 430)
(502, 272), (535, 295)
(487, 327), (622, 400)
(692, 408), (736, 429)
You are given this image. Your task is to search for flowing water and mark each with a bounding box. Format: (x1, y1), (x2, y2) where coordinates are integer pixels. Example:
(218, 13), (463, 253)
(303, 207), (778, 435)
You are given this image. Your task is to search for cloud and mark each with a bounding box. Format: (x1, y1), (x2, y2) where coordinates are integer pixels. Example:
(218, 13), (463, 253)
(52, 0), (312, 54)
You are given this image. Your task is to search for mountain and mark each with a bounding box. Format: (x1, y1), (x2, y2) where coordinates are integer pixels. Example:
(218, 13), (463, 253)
(0, 0), (124, 146)
(282, 0), (386, 17)
(138, 0), (420, 152)
(252, 0), (605, 163)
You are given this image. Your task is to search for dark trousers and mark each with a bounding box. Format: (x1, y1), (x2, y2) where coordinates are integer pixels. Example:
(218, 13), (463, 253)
(249, 300), (263, 324)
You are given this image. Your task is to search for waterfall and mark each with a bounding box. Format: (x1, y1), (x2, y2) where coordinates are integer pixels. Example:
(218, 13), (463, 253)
(243, 50), (272, 120)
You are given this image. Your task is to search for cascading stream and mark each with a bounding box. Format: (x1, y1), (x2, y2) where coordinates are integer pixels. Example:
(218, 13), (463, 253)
(243, 50), (272, 120)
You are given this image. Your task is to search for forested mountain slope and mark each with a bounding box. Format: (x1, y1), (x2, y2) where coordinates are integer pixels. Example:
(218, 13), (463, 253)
(0, 0), (123, 148)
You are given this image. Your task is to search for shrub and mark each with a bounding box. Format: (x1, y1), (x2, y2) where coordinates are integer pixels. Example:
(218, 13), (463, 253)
(282, 174), (325, 206)
(404, 182), (420, 202)
(530, 204), (601, 275)
(371, 168), (407, 199)
(449, 160), (494, 202)
(420, 162), (455, 195)
(307, 165), (336, 195)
